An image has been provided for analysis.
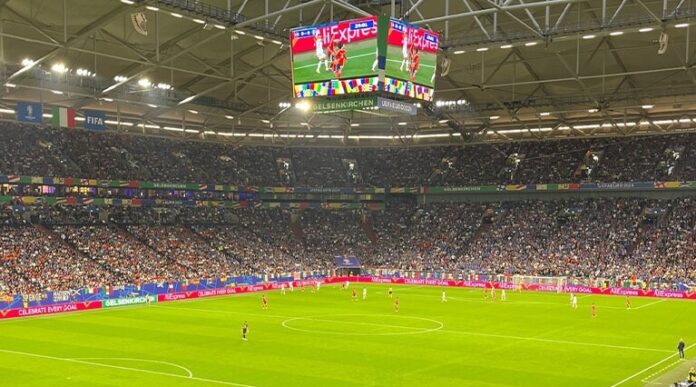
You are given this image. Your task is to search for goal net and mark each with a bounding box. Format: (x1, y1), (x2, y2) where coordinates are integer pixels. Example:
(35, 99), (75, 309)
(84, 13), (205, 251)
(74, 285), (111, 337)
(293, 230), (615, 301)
(512, 275), (567, 293)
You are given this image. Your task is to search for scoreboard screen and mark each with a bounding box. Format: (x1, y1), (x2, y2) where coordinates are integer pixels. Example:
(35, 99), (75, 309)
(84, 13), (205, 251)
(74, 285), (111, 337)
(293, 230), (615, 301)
(289, 16), (439, 102)
(290, 16), (379, 98)
(383, 19), (439, 101)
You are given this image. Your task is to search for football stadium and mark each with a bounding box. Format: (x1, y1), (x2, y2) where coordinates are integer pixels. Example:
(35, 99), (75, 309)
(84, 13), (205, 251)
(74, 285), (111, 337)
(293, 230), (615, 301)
(0, 1), (695, 386)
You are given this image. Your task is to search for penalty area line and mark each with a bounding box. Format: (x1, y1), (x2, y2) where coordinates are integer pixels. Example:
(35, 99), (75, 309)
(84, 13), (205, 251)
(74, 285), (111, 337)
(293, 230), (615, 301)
(0, 348), (256, 387)
(633, 299), (668, 310)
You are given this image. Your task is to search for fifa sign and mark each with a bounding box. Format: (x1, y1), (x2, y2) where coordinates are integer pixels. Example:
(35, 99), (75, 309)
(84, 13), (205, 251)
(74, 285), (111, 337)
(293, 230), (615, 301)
(84, 110), (107, 131)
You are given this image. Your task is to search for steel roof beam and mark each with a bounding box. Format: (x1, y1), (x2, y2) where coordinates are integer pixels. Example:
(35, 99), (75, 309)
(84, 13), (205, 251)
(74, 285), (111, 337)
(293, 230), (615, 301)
(414, 0), (586, 25)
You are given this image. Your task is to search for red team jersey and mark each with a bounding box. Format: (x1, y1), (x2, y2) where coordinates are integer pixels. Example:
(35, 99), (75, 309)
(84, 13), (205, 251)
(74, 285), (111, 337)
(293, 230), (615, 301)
(411, 54), (420, 70)
(326, 40), (336, 56)
(334, 49), (347, 66)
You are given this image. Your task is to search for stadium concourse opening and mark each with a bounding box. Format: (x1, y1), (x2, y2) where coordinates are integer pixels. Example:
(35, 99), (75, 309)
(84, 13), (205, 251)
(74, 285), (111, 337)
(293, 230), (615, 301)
(1, 0), (696, 386)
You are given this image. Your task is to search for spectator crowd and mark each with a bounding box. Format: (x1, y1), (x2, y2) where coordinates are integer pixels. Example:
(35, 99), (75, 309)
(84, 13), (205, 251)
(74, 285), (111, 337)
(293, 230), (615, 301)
(1, 122), (695, 187)
(0, 197), (693, 296)
(0, 123), (694, 297)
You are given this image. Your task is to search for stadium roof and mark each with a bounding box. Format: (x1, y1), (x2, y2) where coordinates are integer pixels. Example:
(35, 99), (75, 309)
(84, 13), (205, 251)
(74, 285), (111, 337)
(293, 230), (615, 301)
(0, 0), (695, 146)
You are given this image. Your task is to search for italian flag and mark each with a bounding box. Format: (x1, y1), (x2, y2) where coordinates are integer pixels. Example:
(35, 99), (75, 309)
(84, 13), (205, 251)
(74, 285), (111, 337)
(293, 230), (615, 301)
(52, 107), (76, 128)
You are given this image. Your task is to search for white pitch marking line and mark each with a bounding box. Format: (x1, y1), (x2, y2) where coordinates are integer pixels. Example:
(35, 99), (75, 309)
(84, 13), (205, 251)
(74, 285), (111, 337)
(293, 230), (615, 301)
(439, 329), (673, 354)
(280, 314), (444, 336)
(640, 359), (682, 383)
(385, 58), (436, 68)
(156, 304), (672, 354)
(609, 342), (696, 387)
(294, 52), (375, 69)
(71, 357), (193, 378)
(153, 304), (290, 320)
(633, 299), (668, 310)
(0, 348), (256, 387)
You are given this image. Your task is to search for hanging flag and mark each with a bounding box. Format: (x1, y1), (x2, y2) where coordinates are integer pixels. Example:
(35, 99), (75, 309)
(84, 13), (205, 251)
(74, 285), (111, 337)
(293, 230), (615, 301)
(84, 110), (106, 131)
(52, 107), (75, 128)
(16, 101), (43, 123)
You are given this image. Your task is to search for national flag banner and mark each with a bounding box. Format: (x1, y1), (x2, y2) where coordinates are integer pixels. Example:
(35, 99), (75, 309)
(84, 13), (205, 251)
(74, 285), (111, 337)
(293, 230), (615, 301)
(16, 101), (43, 123)
(51, 107), (76, 128)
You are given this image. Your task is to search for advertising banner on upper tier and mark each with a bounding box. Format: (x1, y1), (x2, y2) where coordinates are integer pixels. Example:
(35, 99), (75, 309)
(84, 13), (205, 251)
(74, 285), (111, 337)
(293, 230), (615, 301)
(103, 296), (156, 308)
(0, 301), (102, 320)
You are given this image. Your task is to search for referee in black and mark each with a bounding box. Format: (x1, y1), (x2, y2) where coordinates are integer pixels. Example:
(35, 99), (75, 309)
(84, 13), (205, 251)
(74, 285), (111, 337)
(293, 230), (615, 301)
(678, 338), (686, 359)
(242, 321), (249, 341)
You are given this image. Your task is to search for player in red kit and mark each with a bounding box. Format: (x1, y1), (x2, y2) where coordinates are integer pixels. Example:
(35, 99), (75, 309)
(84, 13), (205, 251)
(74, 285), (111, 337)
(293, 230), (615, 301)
(332, 42), (347, 78)
(261, 294), (268, 310)
(326, 37), (337, 71)
(409, 47), (420, 82)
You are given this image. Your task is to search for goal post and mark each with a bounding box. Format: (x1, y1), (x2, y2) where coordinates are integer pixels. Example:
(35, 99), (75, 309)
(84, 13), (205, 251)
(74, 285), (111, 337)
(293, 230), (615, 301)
(512, 275), (567, 293)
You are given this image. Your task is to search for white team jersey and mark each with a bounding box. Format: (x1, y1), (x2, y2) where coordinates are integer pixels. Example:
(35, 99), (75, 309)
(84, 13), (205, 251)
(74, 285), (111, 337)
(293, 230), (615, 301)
(402, 35), (409, 57)
(315, 37), (326, 59)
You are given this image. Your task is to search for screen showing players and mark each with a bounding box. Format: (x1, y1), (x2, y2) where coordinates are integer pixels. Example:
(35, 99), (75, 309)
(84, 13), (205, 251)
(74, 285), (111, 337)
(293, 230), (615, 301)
(383, 19), (439, 101)
(290, 16), (379, 98)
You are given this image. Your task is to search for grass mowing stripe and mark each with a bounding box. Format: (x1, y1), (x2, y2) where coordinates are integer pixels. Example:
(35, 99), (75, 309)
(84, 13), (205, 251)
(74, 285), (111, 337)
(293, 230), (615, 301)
(0, 348), (257, 387)
(156, 301), (670, 353)
(438, 329), (672, 354)
(609, 342), (696, 386)
(294, 52), (376, 69)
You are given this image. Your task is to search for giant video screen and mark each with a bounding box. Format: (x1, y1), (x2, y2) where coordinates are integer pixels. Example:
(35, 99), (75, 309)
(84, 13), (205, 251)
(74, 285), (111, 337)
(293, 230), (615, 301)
(383, 18), (439, 101)
(290, 16), (379, 98)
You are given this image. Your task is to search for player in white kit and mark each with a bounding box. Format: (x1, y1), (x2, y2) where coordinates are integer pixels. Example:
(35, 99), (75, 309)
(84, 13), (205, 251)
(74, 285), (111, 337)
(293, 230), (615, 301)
(571, 295), (578, 309)
(371, 48), (379, 72)
(362, 288), (367, 300)
(315, 31), (328, 73)
(441, 290), (447, 303)
(501, 289), (506, 301)
(399, 33), (409, 71)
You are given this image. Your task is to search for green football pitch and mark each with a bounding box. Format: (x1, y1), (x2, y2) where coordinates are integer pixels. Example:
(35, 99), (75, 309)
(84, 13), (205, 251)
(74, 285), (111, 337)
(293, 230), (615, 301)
(292, 40), (377, 84)
(0, 284), (694, 386)
(384, 45), (437, 87)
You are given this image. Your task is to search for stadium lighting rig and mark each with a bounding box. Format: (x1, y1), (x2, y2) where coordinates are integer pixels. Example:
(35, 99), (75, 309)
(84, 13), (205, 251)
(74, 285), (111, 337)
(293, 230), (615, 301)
(50, 63), (68, 74)
(128, 4), (284, 46)
(295, 100), (311, 112)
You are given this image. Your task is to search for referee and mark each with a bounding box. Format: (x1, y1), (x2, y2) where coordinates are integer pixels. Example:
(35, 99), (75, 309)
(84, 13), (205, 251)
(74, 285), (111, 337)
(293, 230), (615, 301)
(678, 338), (686, 359)
(241, 321), (249, 341)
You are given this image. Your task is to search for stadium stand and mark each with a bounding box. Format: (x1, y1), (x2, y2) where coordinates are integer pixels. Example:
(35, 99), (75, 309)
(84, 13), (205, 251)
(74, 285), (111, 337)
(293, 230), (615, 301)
(0, 123), (694, 297)
(1, 123), (696, 187)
